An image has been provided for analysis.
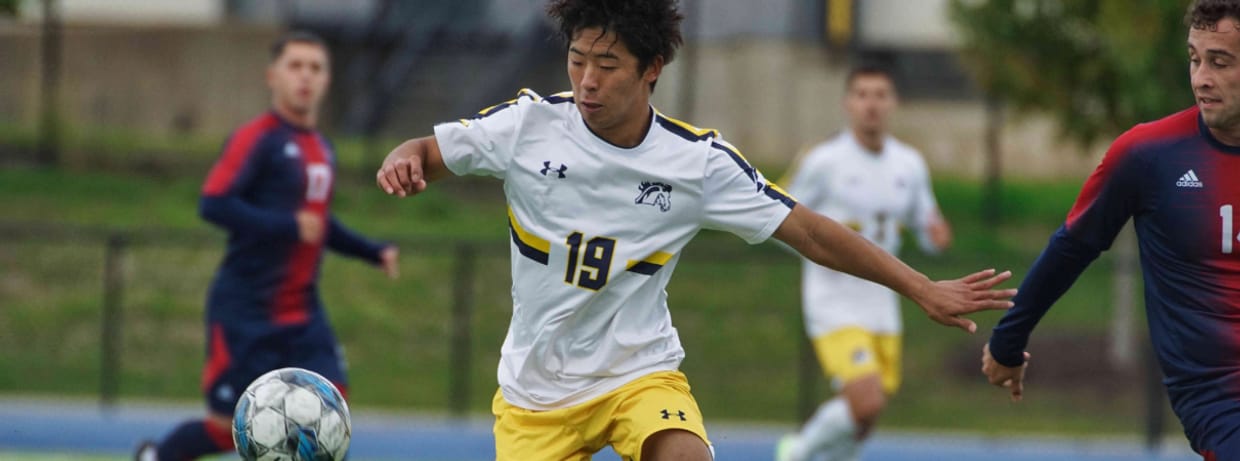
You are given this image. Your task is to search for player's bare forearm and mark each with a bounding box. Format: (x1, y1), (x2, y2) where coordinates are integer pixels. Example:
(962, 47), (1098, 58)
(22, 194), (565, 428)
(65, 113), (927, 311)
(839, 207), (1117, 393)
(376, 136), (450, 197)
(774, 205), (1015, 332)
(775, 205), (930, 297)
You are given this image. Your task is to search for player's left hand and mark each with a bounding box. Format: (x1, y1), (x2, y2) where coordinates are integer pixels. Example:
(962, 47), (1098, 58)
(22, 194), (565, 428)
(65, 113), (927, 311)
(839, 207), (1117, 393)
(380, 246), (399, 279)
(927, 213), (952, 251)
(982, 343), (1030, 402)
(915, 269), (1016, 333)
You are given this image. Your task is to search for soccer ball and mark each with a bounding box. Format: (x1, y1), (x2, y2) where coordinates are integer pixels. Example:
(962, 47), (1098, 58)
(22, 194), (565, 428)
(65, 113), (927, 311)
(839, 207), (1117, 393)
(232, 367), (352, 461)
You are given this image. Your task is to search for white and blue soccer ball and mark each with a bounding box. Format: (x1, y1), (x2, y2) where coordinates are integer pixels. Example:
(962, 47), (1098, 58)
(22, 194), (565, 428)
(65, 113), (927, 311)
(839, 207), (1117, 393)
(232, 367), (352, 461)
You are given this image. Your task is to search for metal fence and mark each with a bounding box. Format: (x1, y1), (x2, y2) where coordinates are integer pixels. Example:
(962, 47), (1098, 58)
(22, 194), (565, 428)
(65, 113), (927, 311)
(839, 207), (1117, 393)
(0, 221), (1175, 449)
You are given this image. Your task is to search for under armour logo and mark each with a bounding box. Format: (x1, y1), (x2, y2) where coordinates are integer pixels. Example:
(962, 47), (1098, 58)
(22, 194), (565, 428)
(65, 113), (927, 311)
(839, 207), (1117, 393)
(541, 161), (567, 178)
(660, 409), (687, 421)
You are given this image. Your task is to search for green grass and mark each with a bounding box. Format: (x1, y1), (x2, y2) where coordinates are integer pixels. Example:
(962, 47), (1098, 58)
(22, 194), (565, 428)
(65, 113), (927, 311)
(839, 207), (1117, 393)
(0, 165), (1174, 437)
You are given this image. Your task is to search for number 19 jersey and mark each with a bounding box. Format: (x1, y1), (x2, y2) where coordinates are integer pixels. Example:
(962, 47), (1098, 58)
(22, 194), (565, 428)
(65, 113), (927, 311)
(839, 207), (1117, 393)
(433, 89), (795, 410)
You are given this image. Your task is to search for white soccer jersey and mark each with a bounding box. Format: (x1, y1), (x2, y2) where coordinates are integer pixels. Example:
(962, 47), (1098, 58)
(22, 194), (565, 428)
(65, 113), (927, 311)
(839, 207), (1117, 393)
(785, 130), (942, 337)
(433, 89), (795, 410)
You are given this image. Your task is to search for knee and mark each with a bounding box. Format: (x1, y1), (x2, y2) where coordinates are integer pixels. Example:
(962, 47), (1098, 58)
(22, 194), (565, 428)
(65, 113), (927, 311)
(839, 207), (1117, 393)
(843, 377), (888, 431)
(641, 429), (712, 461)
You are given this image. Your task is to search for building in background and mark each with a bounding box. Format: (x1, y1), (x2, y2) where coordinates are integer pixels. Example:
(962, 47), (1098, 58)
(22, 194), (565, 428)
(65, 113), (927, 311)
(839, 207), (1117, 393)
(0, 0), (1099, 178)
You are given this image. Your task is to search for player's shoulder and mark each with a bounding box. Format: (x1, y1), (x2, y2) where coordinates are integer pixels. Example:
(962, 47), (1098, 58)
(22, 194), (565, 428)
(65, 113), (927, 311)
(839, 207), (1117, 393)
(652, 110), (721, 146)
(799, 131), (854, 164)
(223, 112), (284, 153)
(232, 112), (283, 137)
(885, 136), (930, 168)
(1112, 106), (1199, 154)
(470, 88), (575, 121)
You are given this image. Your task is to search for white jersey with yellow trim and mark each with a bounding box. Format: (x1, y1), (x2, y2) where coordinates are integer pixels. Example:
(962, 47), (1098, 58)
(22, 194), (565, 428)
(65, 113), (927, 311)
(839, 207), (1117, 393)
(432, 89), (795, 410)
(785, 130), (942, 337)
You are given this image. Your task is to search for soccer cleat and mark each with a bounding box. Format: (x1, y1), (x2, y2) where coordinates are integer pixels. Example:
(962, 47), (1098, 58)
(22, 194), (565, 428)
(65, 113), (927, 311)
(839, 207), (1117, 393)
(775, 433), (799, 461)
(132, 440), (158, 461)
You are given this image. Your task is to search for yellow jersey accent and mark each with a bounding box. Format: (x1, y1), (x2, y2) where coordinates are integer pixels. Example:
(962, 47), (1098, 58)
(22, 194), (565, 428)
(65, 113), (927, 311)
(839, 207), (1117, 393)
(625, 250), (674, 270)
(507, 207), (551, 254)
(765, 182), (795, 200)
(654, 111), (719, 139)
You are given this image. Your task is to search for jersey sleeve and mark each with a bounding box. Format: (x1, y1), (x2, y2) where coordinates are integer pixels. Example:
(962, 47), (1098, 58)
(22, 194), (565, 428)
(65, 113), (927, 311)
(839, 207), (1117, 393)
(326, 214), (385, 264)
(907, 153), (944, 254)
(701, 139), (797, 244)
(199, 128), (298, 239)
(432, 89), (538, 179)
(988, 128), (1148, 366)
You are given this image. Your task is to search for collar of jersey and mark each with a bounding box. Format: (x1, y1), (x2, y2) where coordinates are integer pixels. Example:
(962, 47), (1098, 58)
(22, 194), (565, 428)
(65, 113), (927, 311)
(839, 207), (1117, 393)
(268, 109), (316, 134)
(575, 105), (659, 153)
(1197, 112), (1240, 155)
(841, 129), (891, 159)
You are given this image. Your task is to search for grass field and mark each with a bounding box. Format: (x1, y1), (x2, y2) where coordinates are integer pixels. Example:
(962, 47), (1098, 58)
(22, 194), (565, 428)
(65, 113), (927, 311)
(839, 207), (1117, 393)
(0, 165), (1181, 438)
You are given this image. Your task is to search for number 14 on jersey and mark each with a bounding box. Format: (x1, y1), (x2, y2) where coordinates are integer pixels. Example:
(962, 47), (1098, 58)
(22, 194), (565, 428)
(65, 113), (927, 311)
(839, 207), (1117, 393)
(1221, 205), (1240, 254)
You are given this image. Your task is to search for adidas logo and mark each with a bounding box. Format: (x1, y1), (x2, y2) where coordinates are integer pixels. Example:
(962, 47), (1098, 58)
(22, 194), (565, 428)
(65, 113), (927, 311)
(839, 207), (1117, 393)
(1176, 169), (1204, 188)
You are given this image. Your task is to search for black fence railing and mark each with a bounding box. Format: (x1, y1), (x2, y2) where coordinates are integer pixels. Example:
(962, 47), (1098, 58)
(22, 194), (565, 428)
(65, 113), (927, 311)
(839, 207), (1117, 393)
(0, 221), (1173, 449)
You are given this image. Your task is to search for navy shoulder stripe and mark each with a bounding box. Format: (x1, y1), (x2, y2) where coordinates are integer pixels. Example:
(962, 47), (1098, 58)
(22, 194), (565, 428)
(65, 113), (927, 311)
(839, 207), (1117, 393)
(712, 141), (760, 186)
(654, 114), (719, 142)
(545, 93), (574, 105)
(471, 89), (542, 120)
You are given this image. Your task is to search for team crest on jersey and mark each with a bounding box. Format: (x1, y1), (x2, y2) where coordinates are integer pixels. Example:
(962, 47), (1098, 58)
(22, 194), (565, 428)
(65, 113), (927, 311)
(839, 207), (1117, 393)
(284, 142), (301, 158)
(635, 181), (673, 212)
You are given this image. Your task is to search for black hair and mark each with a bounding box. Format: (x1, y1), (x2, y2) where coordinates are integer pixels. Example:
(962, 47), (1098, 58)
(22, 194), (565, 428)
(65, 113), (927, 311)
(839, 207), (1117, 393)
(547, 0), (684, 91)
(1186, 0), (1240, 30)
(845, 64), (897, 92)
(270, 30), (328, 62)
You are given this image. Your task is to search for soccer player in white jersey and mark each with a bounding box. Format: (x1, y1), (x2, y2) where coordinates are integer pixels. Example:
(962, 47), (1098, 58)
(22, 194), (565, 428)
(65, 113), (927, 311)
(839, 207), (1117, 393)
(376, 1), (1010, 459)
(775, 65), (953, 461)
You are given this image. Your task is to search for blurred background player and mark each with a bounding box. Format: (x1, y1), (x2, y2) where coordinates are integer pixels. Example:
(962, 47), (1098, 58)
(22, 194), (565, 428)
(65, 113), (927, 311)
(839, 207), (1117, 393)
(133, 31), (399, 461)
(375, 0), (1012, 460)
(776, 65), (952, 461)
(982, 0), (1240, 458)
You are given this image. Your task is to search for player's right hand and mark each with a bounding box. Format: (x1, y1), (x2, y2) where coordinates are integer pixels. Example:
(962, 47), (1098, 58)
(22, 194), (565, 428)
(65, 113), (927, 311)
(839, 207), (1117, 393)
(376, 141), (428, 198)
(982, 343), (1030, 402)
(295, 210), (325, 244)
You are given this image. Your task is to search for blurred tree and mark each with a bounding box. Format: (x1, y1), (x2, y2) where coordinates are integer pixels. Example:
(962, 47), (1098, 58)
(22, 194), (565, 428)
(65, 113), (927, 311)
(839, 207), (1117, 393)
(951, 1), (1188, 445)
(0, 0), (16, 16)
(950, 0), (1193, 147)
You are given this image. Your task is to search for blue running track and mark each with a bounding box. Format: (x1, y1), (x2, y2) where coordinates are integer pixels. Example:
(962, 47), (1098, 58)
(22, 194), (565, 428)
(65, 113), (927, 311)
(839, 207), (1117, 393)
(0, 398), (1200, 460)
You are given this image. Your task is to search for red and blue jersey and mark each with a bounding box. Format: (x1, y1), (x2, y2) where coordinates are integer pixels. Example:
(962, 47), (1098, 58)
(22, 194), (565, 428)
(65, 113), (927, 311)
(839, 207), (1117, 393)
(200, 112), (384, 326)
(989, 106), (1240, 451)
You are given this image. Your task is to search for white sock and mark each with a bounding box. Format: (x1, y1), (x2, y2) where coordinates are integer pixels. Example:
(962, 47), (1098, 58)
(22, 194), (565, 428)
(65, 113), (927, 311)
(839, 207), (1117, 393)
(822, 435), (859, 461)
(789, 397), (856, 461)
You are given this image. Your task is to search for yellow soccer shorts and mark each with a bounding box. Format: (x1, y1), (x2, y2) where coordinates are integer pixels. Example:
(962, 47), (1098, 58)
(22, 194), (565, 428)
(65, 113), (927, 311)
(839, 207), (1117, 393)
(813, 327), (902, 394)
(491, 370), (712, 461)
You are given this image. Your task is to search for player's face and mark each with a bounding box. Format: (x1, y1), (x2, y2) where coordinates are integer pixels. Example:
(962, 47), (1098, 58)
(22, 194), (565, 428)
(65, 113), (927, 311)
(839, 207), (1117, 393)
(1189, 17), (1240, 140)
(267, 42), (330, 119)
(844, 74), (897, 137)
(567, 27), (662, 146)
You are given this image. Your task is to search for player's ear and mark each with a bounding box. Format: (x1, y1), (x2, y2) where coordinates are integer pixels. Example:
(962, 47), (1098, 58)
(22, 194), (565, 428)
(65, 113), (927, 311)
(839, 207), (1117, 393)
(643, 55), (665, 85)
(265, 64), (276, 90)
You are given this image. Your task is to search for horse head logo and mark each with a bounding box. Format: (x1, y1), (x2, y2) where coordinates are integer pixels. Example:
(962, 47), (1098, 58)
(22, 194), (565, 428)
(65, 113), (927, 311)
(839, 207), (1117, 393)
(635, 181), (673, 212)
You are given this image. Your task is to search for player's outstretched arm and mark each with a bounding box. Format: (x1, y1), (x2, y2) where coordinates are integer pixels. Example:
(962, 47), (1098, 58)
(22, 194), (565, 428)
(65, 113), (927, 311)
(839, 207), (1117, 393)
(376, 136), (451, 198)
(773, 204), (1016, 332)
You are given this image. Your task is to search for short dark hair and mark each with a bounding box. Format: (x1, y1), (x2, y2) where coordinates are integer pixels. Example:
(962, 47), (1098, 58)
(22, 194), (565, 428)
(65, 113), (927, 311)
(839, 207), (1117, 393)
(845, 64), (896, 91)
(270, 30), (328, 62)
(1185, 0), (1240, 30)
(546, 0), (684, 90)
